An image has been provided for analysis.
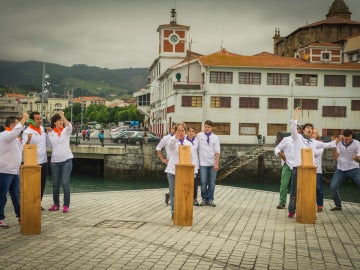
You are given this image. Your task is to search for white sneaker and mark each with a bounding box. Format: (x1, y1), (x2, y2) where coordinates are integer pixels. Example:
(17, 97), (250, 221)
(0, 220), (9, 228)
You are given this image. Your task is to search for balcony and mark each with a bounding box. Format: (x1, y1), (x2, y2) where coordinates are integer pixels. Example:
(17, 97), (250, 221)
(173, 81), (203, 91)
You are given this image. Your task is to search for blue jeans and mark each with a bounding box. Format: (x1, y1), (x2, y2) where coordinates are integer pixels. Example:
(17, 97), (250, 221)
(0, 173), (20, 220)
(330, 168), (360, 208)
(288, 167), (298, 213)
(200, 166), (217, 201)
(50, 159), (72, 207)
(167, 173), (175, 214)
(316, 173), (324, 207)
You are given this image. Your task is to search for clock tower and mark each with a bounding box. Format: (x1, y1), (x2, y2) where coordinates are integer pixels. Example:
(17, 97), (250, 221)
(157, 9), (190, 58)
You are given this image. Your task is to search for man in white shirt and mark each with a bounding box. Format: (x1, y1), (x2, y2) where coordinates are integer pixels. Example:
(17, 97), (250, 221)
(0, 113), (29, 228)
(22, 111), (48, 210)
(155, 123), (176, 205)
(198, 120), (220, 207)
(274, 133), (296, 209)
(330, 129), (360, 211)
(311, 128), (325, 212)
(288, 107), (340, 218)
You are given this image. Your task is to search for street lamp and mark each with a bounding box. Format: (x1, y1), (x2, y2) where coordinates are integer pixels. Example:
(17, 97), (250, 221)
(41, 63), (50, 124)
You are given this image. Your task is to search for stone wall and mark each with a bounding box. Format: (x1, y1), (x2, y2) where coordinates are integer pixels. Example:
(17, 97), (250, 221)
(102, 143), (338, 180)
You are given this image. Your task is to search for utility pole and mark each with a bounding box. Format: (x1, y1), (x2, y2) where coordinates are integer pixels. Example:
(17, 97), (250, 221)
(41, 63), (45, 123)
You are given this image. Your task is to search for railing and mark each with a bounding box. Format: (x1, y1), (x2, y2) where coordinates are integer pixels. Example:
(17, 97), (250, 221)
(218, 146), (261, 172)
(173, 81), (203, 90)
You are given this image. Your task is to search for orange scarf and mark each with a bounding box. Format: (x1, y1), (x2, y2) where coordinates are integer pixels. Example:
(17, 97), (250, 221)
(29, 124), (41, 135)
(5, 127), (12, 131)
(53, 127), (64, 137)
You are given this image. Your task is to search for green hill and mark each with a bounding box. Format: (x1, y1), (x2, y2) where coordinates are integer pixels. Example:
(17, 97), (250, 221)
(0, 60), (148, 98)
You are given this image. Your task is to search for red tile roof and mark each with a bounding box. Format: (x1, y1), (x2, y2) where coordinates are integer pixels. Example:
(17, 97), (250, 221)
(6, 93), (27, 98)
(196, 49), (360, 70)
(72, 96), (105, 102)
(299, 16), (360, 29)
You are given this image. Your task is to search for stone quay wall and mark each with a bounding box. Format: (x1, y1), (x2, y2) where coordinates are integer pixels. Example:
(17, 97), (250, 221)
(102, 143), (337, 180)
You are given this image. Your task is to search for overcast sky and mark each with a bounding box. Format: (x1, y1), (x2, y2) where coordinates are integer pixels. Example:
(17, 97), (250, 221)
(1, 0), (359, 69)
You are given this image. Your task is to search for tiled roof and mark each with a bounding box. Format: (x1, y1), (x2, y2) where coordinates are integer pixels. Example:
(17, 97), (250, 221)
(305, 42), (341, 47)
(72, 96), (105, 102)
(6, 93), (27, 98)
(197, 49), (360, 70)
(298, 16), (360, 29)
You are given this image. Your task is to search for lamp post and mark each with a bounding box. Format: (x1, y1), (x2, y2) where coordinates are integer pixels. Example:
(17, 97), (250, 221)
(69, 88), (74, 124)
(41, 63), (50, 124)
(41, 63), (45, 123)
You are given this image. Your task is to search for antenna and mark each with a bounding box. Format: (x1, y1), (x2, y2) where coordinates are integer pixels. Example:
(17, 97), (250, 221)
(220, 24), (224, 50)
(170, 8), (177, 24)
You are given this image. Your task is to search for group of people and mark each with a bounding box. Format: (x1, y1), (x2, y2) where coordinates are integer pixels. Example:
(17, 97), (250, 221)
(156, 120), (221, 219)
(274, 107), (360, 218)
(0, 111), (73, 229)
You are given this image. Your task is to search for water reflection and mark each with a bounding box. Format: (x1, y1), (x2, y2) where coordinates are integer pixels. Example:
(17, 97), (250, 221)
(44, 174), (359, 204)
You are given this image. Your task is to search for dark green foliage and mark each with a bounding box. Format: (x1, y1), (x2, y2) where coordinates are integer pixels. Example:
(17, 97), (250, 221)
(0, 60), (148, 97)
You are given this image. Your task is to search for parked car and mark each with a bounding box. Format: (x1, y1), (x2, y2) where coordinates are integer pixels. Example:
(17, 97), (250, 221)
(275, 131), (291, 145)
(111, 128), (143, 142)
(112, 130), (139, 143)
(354, 132), (360, 142)
(127, 131), (160, 145)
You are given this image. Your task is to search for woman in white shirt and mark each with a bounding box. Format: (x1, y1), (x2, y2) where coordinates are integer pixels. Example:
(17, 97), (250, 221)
(47, 111), (73, 213)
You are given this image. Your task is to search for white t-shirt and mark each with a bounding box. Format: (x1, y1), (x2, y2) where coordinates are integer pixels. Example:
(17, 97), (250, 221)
(274, 136), (295, 169)
(335, 140), (360, 171)
(47, 125), (74, 163)
(197, 131), (220, 166)
(0, 122), (24, 175)
(22, 126), (48, 164)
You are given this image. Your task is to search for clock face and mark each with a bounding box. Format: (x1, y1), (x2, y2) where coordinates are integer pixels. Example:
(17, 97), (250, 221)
(169, 34), (179, 44)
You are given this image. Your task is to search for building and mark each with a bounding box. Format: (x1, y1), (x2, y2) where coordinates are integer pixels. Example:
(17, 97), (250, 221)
(138, 7), (360, 144)
(72, 96), (106, 108)
(0, 94), (26, 124)
(273, 0), (360, 57)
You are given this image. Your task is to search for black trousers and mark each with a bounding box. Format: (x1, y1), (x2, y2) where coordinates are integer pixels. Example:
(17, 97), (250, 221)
(40, 162), (48, 200)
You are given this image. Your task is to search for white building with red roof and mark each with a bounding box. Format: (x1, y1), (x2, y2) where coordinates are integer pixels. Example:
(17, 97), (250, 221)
(138, 7), (360, 144)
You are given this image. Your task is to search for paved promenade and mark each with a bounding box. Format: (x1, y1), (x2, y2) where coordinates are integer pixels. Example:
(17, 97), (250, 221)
(2, 186), (360, 270)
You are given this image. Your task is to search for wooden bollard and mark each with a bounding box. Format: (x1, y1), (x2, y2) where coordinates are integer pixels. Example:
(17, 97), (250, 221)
(296, 148), (316, 224)
(20, 145), (41, 234)
(174, 145), (194, 226)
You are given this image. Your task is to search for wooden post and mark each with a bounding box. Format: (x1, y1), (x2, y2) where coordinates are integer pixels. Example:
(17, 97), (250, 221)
(20, 145), (41, 234)
(296, 148), (316, 224)
(174, 145), (194, 226)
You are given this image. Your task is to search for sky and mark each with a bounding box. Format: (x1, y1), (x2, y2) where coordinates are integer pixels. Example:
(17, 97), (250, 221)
(1, 0), (360, 69)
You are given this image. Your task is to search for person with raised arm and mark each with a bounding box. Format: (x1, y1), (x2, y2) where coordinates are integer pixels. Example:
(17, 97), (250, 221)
(0, 112), (29, 228)
(287, 107), (341, 218)
(47, 111), (73, 213)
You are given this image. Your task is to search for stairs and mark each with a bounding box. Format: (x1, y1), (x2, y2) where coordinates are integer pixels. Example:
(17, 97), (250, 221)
(218, 146), (266, 181)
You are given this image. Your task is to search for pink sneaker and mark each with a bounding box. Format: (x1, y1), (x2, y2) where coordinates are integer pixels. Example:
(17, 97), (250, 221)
(0, 220), (9, 229)
(48, 205), (59, 211)
(63, 205), (69, 213)
(288, 212), (295, 218)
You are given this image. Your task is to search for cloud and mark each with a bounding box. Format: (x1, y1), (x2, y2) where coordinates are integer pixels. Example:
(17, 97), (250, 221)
(0, 0), (359, 68)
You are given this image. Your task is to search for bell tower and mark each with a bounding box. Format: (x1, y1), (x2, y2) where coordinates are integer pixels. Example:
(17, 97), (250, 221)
(157, 9), (190, 58)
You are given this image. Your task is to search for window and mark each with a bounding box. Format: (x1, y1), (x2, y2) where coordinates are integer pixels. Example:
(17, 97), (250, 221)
(212, 122), (230, 135)
(210, 96), (231, 108)
(293, 99), (318, 110)
(182, 96), (202, 107)
(268, 98), (287, 109)
(138, 93), (150, 106)
(324, 75), (346, 87)
(54, 103), (62, 109)
(184, 122), (202, 133)
(267, 124), (287, 136)
(239, 97), (259, 108)
(210, 72), (233, 84)
(353, 75), (360, 87)
(351, 100), (360, 111)
(239, 123), (259, 135)
(322, 106), (346, 117)
(238, 72), (261, 84)
(295, 74), (318, 86)
(321, 52), (331, 61)
(267, 73), (289, 85)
